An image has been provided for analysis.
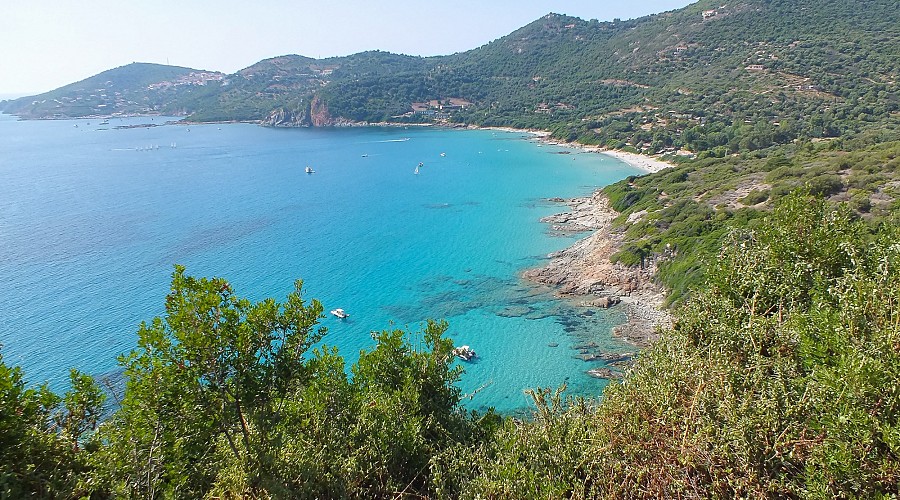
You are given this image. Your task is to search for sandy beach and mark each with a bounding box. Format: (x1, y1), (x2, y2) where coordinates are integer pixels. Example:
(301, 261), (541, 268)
(528, 137), (676, 174)
(594, 148), (675, 174)
(469, 124), (678, 174)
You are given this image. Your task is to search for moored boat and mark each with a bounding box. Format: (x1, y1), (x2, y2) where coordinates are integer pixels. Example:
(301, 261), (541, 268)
(451, 345), (476, 361)
(331, 308), (348, 319)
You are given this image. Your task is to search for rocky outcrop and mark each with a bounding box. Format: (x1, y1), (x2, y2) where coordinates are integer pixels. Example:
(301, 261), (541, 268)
(309, 95), (333, 127)
(261, 106), (310, 127)
(262, 97), (360, 128)
(539, 194), (612, 234)
(586, 367), (623, 380)
(523, 191), (671, 346)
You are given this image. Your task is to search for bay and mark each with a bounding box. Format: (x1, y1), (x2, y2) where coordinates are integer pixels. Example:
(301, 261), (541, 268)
(0, 114), (640, 413)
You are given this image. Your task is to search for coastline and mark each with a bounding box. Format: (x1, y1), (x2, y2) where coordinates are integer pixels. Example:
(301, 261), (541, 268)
(522, 185), (671, 348)
(532, 138), (676, 174)
(4, 112), (676, 176)
(473, 124), (675, 346)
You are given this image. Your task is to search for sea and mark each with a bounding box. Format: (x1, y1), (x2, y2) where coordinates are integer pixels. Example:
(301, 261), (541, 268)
(0, 114), (641, 414)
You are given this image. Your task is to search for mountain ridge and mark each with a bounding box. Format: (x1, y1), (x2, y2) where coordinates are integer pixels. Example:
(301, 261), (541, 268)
(4, 0), (896, 140)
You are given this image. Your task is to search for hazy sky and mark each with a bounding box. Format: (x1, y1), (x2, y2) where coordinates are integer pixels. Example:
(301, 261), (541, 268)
(0, 1), (693, 96)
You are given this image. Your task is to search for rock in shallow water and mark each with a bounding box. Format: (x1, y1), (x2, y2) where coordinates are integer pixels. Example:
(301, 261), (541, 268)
(586, 367), (623, 379)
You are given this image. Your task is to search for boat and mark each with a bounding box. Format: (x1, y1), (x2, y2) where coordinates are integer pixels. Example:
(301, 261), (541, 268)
(440, 152), (446, 157)
(361, 154), (368, 157)
(305, 166), (315, 174)
(330, 308), (349, 319)
(451, 345), (476, 361)
(414, 163), (421, 174)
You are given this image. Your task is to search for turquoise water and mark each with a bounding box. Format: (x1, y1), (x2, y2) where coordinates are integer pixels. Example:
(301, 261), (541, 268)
(0, 114), (639, 413)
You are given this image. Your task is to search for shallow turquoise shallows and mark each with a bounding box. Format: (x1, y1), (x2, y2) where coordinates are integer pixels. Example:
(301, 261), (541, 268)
(0, 114), (640, 413)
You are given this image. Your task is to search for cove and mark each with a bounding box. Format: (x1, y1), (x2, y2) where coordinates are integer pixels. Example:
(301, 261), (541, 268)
(0, 115), (641, 413)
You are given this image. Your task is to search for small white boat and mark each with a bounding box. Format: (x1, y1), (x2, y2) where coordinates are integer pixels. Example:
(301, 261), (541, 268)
(440, 152), (446, 157)
(331, 308), (349, 319)
(451, 345), (476, 361)
(361, 154), (368, 157)
(305, 166), (315, 174)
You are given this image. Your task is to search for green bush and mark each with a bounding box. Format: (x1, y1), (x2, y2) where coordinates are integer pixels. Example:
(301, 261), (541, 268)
(739, 188), (770, 205)
(454, 195), (900, 497)
(805, 173), (844, 197)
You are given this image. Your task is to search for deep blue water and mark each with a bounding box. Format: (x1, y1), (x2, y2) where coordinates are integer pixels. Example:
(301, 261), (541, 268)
(0, 114), (640, 413)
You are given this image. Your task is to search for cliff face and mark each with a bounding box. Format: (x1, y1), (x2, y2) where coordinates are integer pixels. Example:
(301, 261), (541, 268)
(261, 106), (310, 127)
(261, 96), (343, 127)
(310, 95), (339, 127)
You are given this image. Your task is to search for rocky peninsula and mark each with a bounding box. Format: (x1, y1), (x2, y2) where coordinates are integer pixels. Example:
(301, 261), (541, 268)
(523, 189), (672, 347)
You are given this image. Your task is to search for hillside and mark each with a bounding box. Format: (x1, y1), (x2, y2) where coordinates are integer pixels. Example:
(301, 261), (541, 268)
(4, 1), (897, 139)
(0, 63), (225, 119)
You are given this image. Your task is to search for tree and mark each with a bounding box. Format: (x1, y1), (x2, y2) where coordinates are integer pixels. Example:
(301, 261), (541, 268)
(0, 351), (103, 498)
(92, 265), (325, 497)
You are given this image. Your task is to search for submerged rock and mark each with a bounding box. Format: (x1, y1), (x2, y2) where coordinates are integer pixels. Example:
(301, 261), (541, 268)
(587, 367), (623, 380)
(496, 305), (532, 318)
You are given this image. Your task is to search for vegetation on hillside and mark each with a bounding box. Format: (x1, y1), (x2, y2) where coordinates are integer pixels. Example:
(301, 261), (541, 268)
(459, 196), (900, 498)
(2, 196), (898, 498)
(604, 135), (900, 303)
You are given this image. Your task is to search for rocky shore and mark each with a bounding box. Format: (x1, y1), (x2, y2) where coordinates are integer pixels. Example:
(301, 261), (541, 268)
(523, 190), (671, 347)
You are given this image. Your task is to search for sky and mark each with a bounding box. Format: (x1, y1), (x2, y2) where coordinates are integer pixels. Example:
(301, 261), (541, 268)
(0, 0), (693, 96)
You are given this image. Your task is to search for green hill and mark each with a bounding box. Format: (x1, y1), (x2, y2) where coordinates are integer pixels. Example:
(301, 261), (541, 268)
(5, 0), (897, 149)
(0, 63), (224, 119)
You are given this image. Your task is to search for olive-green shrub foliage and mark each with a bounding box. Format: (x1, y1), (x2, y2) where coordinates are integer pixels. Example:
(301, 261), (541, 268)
(82, 266), (495, 498)
(454, 195), (899, 498)
(0, 358), (104, 498)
